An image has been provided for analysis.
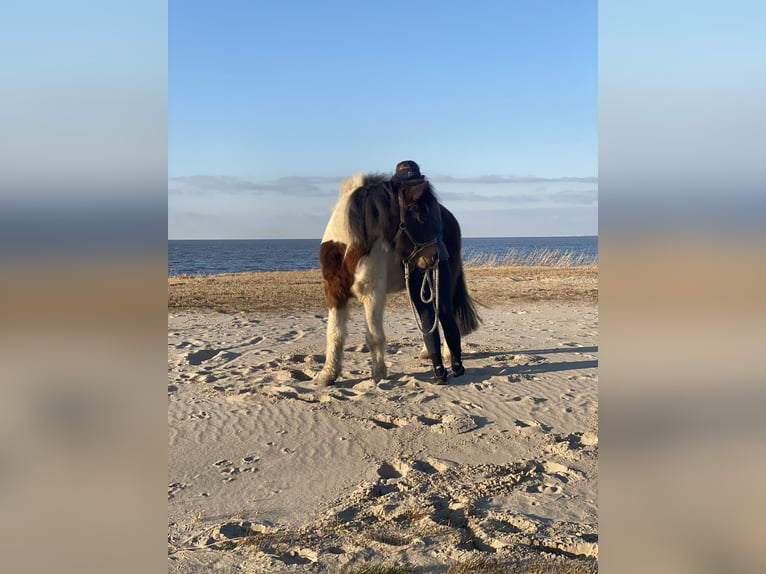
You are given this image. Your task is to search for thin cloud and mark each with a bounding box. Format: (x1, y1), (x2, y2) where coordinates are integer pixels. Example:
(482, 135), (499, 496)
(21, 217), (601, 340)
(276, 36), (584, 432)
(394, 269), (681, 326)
(437, 188), (598, 206)
(169, 175), (269, 194)
(271, 176), (341, 196)
(168, 175), (342, 196)
(430, 174), (598, 185)
(168, 174), (598, 202)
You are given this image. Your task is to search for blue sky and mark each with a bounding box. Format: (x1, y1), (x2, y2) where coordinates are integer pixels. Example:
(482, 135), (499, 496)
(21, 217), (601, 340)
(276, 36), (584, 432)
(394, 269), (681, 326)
(169, 0), (597, 239)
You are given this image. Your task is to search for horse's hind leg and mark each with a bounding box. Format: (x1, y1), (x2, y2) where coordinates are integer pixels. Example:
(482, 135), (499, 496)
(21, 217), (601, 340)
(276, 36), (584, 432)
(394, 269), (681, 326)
(315, 305), (348, 386)
(420, 342), (450, 362)
(362, 291), (388, 382)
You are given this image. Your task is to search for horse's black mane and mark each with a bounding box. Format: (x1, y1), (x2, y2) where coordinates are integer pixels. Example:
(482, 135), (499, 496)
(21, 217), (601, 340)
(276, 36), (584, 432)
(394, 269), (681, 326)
(347, 172), (438, 254)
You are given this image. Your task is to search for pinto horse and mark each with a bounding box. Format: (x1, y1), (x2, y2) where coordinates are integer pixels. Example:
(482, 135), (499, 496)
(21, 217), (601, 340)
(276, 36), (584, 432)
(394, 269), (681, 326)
(315, 172), (480, 386)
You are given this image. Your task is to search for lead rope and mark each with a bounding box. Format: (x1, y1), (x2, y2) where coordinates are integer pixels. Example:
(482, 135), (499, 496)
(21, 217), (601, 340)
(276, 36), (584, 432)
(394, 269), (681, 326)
(395, 183), (440, 336)
(404, 263), (440, 336)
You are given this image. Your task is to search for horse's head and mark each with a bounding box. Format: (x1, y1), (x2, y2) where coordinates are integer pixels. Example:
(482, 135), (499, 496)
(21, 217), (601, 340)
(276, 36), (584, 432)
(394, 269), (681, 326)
(394, 182), (439, 270)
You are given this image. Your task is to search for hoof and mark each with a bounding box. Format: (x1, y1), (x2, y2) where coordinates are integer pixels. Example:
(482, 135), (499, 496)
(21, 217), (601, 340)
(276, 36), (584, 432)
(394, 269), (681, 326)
(313, 371), (336, 387)
(371, 364), (388, 383)
(451, 362), (465, 377)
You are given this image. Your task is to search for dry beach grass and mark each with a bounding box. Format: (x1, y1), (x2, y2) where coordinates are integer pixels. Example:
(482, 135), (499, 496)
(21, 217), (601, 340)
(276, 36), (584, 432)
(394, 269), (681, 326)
(168, 263), (598, 573)
(168, 265), (597, 313)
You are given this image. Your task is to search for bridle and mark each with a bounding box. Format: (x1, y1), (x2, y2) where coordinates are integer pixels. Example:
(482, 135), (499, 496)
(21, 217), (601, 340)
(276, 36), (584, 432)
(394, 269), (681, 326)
(392, 184), (438, 270)
(391, 183), (440, 336)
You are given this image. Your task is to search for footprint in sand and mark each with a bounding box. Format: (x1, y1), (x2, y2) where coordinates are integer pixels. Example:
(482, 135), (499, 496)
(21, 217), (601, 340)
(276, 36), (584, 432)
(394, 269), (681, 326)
(376, 458), (442, 481)
(487, 514), (538, 534)
(168, 481), (187, 499)
(558, 432), (598, 449)
(527, 483), (563, 494)
(514, 419), (552, 432)
(187, 349), (221, 365)
(386, 342), (404, 353)
(212, 457), (259, 482)
(343, 343), (368, 353)
(387, 390), (438, 404)
(386, 413), (479, 434)
(261, 385), (320, 403)
(286, 354), (324, 369)
(250, 360), (280, 372)
(369, 417), (399, 430)
(276, 329), (306, 343)
(416, 414), (442, 427)
(289, 369), (313, 382)
(313, 388), (363, 403)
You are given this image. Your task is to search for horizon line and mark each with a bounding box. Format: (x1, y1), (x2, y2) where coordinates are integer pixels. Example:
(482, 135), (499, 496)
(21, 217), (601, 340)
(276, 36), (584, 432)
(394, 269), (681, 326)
(168, 233), (598, 241)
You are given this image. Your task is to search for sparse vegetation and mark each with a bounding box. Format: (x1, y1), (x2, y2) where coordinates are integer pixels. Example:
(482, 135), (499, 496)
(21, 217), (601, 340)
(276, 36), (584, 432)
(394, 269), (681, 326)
(168, 265), (597, 312)
(336, 563), (414, 574)
(464, 248), (596, 268)
(445, 555), (597, 573)
(329, 557), (597, 574)
(446, 555), (505, 574)
(190, 508), (205, 524)
(363, 527), (412, 547)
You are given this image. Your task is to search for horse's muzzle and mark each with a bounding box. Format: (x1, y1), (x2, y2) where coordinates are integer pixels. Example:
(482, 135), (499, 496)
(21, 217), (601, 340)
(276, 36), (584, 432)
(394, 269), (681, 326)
(415, 250), (439, 270)
(404, 238), (439, 270)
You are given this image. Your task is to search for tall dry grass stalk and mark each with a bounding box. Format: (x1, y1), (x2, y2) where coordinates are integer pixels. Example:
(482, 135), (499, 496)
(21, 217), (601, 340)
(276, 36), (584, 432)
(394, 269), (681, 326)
(336, 563), (413, 574)
(463, 248), (596, 268)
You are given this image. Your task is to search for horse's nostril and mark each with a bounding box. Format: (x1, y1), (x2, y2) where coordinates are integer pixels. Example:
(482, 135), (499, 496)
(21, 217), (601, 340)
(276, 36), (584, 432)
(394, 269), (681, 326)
(418, 255), (438, 269)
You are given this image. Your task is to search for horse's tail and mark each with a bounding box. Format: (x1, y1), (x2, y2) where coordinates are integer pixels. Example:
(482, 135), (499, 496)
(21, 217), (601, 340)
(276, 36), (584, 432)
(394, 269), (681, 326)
(451, 259), (482, 335)
(438, 204), (482, 336)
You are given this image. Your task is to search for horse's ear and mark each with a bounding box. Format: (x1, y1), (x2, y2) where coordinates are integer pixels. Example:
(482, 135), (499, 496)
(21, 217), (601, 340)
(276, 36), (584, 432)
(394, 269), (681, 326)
(404, 182), (429, 203)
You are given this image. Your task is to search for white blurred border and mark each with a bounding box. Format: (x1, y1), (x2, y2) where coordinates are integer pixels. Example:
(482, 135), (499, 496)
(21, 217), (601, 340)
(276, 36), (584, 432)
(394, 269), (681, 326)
(600, 2), (766, 573)
(0, 2), (167, 573)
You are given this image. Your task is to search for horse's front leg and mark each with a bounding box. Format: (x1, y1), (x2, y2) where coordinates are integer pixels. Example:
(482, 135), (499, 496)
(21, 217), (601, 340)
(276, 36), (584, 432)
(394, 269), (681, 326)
(362, 289), (388, 382)
(315, 305), (348, 387)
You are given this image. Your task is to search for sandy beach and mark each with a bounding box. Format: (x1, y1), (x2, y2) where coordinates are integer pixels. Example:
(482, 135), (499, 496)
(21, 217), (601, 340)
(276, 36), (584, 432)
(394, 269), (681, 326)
(168, 266), (598, 572)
